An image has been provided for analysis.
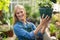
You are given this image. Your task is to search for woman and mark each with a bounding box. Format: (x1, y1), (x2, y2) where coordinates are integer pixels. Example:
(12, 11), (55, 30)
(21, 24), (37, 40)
(13, 5), (50, 40)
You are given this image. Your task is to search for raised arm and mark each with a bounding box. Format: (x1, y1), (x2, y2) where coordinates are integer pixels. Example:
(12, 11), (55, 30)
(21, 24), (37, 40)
(14, 15), (50, 40)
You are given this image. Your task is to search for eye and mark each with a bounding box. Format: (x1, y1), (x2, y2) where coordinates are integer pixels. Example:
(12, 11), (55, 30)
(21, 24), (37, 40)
(17, 12), (19, 14)
(20, 11), (23, 13)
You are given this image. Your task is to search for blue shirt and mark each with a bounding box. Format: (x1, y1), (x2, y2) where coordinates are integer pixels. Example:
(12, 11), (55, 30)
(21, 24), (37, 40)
(13, 21), (43, 40)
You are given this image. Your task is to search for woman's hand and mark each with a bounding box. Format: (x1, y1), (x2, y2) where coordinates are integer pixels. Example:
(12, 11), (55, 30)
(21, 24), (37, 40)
(34, 15), (50, 35)
(40, 14), (50, 26)
(40, 14), (50, 34)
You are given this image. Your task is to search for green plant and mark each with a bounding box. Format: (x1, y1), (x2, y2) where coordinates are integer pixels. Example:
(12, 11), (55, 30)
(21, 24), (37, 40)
(39, 0), (53, 8)
(0, 0), (10, 12)
(15, 38), (18, 40)
(0, 0), (10, 24)
(0, 11), (10, 24)
(32, 12), (40, 18)
(39, 0), (53, 19)
(50, 0), (56, 3)
(30, 11), (40, 25)
(50, 23), (57, 36)
(58, 33), (60, 38)
(9, 16), (13, 25)
(24, 4), (40, 25)
(51, 14), (60, 24)
(24, 4), (32, 18)
(50, 23), (57, 33)
(56, 30), (60, 40)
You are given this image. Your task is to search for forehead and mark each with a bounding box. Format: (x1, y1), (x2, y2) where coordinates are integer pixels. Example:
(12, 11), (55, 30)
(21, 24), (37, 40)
(16, 7), (25, 13)
(14, 5), (25, 12)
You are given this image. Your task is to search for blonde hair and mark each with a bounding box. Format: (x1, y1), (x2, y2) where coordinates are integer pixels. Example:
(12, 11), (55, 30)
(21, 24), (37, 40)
(13, 5), (26, 25)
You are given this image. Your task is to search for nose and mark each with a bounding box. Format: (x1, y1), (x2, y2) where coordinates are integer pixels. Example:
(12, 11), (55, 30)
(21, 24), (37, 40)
(19, 13), (22, 16)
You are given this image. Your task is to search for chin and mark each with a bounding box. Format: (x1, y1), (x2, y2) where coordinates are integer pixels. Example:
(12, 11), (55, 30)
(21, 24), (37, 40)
(19, 18), (24, 21)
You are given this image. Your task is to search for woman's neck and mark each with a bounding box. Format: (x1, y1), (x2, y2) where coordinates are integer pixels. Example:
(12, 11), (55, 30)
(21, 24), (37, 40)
(19, 19), (26, 24)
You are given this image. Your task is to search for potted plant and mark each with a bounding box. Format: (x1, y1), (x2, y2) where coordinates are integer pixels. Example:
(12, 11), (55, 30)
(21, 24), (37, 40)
(57, 30), (60, 40)
(0, 0), (13, 37)
(49, 23), (57, 36)
(0, 0), (10, 12)
(0, 0), (10, 24)
(57, 34), (60, 40)
(39, 0), (53, 18)
(4, 30), (13, 37)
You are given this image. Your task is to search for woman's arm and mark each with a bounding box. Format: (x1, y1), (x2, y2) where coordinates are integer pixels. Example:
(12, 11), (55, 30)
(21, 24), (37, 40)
(40, 17), (50, 34)
(40, 23), (48, 34)
(14, 15), (50, 39)
(34, 15), (50, 35)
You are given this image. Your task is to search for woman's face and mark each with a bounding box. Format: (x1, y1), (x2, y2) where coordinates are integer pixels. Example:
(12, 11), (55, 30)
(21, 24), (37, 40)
(15, 8), (26, 21)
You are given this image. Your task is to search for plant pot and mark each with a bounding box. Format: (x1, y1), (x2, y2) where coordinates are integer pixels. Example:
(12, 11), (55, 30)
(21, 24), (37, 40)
(50, 0), (56, 3)
(39, 7), (53, 18)
(50, 33), (56, 37)
(58, 38), (60, 40)
(4, 30), (13, 37)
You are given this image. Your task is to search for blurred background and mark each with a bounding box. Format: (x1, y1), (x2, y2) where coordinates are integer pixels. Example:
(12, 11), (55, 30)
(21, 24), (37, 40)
(0, 0), (60, 40)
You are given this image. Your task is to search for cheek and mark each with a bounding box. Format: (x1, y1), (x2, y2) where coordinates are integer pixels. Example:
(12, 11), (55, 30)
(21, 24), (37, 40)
(22, 13), (25, 17)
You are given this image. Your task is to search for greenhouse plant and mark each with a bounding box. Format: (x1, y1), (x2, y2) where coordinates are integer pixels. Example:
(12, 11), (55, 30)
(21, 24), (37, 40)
(0, 0), (13, 39)
(39, 0), (53, 18)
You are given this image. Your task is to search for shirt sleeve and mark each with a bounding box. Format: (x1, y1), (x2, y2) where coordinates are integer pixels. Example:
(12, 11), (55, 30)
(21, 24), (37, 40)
(13, 25), (35, 39)
(31, 23), (43, 38)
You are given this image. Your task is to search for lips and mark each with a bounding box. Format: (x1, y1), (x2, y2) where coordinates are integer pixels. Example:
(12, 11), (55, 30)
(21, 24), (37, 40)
(18, 14), (24, 18)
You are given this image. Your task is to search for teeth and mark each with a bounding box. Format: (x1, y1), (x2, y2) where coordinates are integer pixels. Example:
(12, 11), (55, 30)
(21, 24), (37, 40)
(19, 16), (23, 17)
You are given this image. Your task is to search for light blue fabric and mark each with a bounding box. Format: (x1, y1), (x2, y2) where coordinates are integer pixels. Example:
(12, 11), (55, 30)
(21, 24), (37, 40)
(13, 21), (43, 40)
